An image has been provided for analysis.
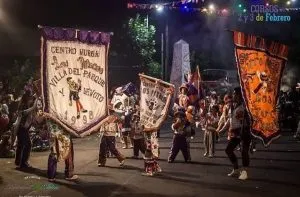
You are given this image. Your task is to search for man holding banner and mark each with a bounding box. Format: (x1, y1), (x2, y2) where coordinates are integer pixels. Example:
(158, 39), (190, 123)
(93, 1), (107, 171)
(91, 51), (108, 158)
(217, 87), (251, 180)
(217, 31), (289, 180)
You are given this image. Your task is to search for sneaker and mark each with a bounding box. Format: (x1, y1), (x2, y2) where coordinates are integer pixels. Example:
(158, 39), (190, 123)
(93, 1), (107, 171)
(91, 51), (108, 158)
(98, 163), (105, 167)
(156, 166), (162, 172)
(208, 154), (214, 158)
(130, 145), (133, 148)
(238, 170), (248, 180)
(119, 160), (125, 166)
(203, 152), (208, 157)
(48, 178), (56, 182)
(82, 109), (88, 113)
(142, 172), (154, 176)
(131, 156), (138, 159)
(227, 169), (239, 177)
(168, 159), (173, 163)
(252, 148), (257, 152)
(122, 146), (128, 149)
(65, 175), (79, 181)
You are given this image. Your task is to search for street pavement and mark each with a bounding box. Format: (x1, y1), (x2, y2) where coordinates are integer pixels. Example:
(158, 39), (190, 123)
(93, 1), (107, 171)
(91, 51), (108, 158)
(1, 119), (300, 197)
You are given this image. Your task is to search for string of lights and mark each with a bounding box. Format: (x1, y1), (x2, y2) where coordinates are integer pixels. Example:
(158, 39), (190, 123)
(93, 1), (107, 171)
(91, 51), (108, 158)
(127, 0), (300, 15)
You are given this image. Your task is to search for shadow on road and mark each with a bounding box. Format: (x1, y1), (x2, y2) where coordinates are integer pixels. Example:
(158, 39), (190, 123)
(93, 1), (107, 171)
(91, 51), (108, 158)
(249, 178), (300, 189)
(50, 179), (195, 197)
(102, 164), (142, 172)
(214, 155), (300, 163)
(152, 173), (268, 195)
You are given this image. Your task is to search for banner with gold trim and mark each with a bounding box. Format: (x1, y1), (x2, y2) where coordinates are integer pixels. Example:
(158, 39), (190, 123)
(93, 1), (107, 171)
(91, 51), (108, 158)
(233, 31), (289, 146)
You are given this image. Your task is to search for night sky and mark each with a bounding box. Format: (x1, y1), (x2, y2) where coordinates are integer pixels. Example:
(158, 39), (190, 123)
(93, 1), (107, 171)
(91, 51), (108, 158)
(0, 0), (299, 72)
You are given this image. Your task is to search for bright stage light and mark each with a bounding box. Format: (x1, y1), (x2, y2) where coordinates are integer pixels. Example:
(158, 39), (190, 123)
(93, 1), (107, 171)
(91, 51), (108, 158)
(156, 5), (163, 12)
(209, 4), (215, 10)
(287, 1), (291, 5)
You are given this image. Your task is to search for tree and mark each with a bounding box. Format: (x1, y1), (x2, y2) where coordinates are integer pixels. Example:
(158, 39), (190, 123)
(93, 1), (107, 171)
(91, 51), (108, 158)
(127, 14), (161, 77)
(4, 58), (37, 93)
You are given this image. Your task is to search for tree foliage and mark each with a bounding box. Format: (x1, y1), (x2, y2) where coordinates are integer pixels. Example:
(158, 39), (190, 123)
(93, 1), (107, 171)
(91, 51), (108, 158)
(127, 14), (161, 77)
(1, 58), (37, 93)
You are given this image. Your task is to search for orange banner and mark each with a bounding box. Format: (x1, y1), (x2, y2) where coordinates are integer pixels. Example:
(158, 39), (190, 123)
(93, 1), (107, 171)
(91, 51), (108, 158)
(234, 31), (288, 146)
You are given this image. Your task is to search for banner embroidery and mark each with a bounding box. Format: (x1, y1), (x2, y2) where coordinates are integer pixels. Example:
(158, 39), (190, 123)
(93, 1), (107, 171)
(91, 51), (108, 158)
(41, 27), (111, 136)
(233, 31), (288, 146)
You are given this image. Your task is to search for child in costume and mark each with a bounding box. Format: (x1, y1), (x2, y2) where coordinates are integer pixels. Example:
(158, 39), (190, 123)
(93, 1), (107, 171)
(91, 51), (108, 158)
(121, 109), (133, 149)
(130, 113), (146, 159)
(178, 84), (190, 111)
(185, 105), (196, 161)
(203, 105), (220, 158)
(142, 130), (161, 176)
(46, 120), (78, 182)
(168, 111), (189, 163)
(98, 114), (125, 167)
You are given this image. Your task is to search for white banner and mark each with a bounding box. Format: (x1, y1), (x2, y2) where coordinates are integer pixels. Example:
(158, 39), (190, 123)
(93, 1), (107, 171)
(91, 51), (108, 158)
(139, 74), (174, 131)
(42, 40), (108, 136)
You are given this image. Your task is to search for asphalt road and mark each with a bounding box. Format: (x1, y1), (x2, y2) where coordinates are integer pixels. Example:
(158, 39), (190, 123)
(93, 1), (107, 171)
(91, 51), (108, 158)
(1, 120), (300, 197)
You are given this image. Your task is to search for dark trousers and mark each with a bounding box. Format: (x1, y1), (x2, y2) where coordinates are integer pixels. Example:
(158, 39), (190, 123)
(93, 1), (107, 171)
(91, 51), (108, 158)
(133, 138), (146, 157)
(15, 127), (31, 167)
(98, 136), (124, 165)
(225, 134), (251, 169)
(168, 134), (189, 162)
(186, 138), (191, 161)
(47, 138), (74, 179)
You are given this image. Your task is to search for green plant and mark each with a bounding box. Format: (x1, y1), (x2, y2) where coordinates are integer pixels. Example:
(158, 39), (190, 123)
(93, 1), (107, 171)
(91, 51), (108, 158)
(127, 14), (161, 77)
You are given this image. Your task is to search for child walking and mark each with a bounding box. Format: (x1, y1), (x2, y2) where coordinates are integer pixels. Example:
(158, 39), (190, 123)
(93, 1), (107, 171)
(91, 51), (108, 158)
(203, 105), (219, 158)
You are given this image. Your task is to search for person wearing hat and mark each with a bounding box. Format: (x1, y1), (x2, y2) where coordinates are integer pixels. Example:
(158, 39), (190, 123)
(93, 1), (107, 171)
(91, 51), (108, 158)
(130, 113), (146, 159)
(98, 114), (125, 167)
(178, 83), (190, 111)
(168, 110), (189, 163)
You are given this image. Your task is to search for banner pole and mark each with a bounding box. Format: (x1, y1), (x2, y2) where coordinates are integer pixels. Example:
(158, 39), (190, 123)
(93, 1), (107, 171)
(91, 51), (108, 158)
(139, 73), (174, 88)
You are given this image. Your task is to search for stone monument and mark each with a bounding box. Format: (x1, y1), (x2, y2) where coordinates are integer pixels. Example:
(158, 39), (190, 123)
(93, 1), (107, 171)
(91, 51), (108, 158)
(170, 39), (191, 99)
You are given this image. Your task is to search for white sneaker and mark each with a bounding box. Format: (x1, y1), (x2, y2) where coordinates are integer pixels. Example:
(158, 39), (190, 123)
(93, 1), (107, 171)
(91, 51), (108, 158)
(227, 169), (239, 177)
(203, 152), (208, 157)
(238, 170), (248, 180)
(142, 172), (154, 176)
(65, 175), (79, 181)
(120, 160), (125, 166)
(156, 166), (162, 172)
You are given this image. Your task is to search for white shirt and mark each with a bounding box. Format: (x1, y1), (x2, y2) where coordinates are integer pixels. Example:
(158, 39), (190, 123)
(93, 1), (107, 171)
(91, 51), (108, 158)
(229, 104), (245, 130)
